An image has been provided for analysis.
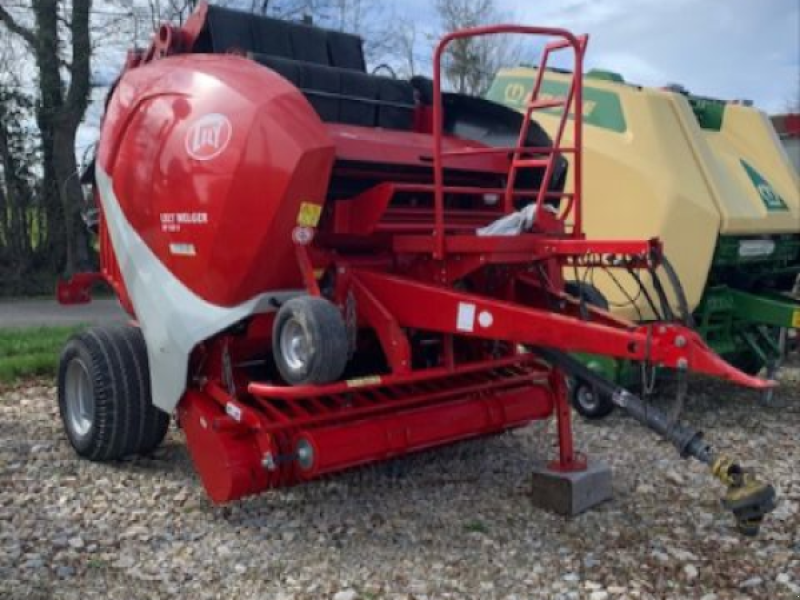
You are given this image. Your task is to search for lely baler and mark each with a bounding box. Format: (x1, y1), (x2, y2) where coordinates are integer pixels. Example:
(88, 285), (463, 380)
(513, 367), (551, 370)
(57, 3), (776, 533)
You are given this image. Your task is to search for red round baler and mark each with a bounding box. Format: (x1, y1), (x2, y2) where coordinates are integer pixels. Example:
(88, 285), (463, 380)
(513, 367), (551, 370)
(56, 2), (776, 534)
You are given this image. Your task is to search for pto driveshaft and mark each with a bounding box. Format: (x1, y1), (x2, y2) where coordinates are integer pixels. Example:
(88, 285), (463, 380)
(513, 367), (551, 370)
(533, 347), (778, 536)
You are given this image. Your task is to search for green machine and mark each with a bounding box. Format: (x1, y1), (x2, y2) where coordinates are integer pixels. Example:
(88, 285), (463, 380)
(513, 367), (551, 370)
(487, 67), (800, 417)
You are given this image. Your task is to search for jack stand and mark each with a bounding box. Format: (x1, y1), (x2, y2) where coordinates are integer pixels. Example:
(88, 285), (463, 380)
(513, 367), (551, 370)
(530, 370), (612, 516)
(535, 346), (777, 534)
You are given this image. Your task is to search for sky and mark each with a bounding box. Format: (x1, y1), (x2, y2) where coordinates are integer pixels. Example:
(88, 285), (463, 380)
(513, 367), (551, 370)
(403, 0), (800, 113)
(61, 0), (800, 154)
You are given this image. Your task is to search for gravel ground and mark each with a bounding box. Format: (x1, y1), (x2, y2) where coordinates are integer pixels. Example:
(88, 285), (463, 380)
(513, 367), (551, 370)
(1, 358), (798, 600)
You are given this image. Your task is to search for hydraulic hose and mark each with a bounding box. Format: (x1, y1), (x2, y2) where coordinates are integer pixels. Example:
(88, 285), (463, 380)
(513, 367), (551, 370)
(659, 255), (694, 328)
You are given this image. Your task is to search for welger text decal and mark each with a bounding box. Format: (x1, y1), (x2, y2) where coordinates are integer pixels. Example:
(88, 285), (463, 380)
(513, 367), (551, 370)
(160, 212), (209, 233)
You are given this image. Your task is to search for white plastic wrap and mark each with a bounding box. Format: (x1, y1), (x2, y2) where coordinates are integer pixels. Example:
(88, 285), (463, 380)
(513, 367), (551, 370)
(477, 202), (554, 236)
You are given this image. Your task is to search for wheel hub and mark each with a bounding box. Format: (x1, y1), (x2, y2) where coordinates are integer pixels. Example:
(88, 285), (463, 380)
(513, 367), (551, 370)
(576, 385), (599, 411)
(280, 319), (311, 373)
(64, 358), (94, 439)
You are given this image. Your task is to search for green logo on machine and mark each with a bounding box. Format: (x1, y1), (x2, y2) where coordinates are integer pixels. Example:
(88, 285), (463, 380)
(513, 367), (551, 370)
(740, 159), (788, 211)
(485, 73), (627, 133)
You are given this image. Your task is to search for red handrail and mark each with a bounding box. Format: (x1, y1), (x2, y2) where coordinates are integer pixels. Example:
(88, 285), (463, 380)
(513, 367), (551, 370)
(431, 25), (588, 258)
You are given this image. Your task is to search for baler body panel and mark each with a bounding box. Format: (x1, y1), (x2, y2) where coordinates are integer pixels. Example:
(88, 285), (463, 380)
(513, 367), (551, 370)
(704, 106), (799, 234)
(487, 67), (800, 320)
(94, 54), (340, 411)
(326, 123), (511, 174)
(488, 68), (720, 319)
(98, 54), (336, 307)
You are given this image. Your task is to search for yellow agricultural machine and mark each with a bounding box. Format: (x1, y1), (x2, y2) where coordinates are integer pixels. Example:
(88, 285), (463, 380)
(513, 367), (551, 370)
(488, 67), (800, 417)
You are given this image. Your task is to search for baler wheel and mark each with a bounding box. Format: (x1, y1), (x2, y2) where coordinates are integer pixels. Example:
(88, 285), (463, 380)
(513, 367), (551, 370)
(563, 281), (614, 420)
(564, 281), (609, 313)
(58, 325), (170, 461)
(119, 325), (170, 454)
(272, 296), (349, 386)
(569, 380), (614, 420)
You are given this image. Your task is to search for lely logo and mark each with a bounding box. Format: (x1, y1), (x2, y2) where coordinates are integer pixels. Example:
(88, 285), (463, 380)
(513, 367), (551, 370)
(185, 113), (232, 161)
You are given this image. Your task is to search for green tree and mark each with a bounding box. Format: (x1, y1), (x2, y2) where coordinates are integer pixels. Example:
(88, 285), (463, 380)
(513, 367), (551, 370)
(435, 0), (522, 96)
(0, 86), (40, 281)
(0, 0), (93, 278)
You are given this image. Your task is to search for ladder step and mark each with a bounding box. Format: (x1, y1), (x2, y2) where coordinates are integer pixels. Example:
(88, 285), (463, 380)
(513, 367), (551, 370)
(527, 98), (566, 111)
(544, 38), (573, 52)
(512, 158), (550, 169)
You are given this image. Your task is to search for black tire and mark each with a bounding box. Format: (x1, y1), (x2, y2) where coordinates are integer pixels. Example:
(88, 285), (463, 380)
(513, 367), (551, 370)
(562, 282), (615, 419)
(272, 296), (349, 386)
(118, 325), (170, 454)
(57, 324), (169, 461)
(564, 281), (610, 311)
(569, 379), (615, 420)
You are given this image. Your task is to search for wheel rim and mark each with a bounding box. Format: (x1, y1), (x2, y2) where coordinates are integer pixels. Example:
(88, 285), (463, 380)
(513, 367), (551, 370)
(576, 385), (599, 412)
(280, 318), (311, 373)
(64, 358), (94, 439)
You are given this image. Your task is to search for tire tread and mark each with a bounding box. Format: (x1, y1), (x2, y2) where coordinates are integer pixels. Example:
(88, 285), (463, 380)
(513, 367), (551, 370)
(273, 296), (349, 385)
(58, 324), (170, 461)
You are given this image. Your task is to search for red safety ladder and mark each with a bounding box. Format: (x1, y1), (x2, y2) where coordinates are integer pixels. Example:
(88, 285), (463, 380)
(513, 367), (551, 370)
(504, 35), (588, 217)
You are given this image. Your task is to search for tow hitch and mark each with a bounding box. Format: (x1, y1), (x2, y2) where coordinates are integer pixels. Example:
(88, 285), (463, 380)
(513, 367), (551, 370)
(535, 347), (777, 535)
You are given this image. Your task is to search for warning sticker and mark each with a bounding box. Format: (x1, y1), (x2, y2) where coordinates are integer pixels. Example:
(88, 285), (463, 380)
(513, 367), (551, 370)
(297, 202), (322, 227)
(346, 375), (382, 388)
(169, 243), (197, 257)
(225, 403), (242, 422)
(457, 302), (476, 332)
(792, 309), (800, 328)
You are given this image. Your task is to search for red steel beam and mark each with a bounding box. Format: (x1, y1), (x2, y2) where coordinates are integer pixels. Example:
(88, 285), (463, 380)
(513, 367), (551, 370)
(350, 269), (773, 389)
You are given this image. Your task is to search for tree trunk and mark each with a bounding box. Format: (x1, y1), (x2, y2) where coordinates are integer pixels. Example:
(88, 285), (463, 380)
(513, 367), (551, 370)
(0, 113), (32, 265)
(29, 0), (93, 275)
(53, 126), (91, 273)
(39, 141), (66, 271)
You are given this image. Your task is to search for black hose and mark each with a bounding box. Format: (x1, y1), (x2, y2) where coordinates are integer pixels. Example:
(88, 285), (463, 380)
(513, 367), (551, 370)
(660, 255), (694, 328)
(649, 267), (676, 322)
(533, 346), (714, 464)
(626, 267), (663, 320)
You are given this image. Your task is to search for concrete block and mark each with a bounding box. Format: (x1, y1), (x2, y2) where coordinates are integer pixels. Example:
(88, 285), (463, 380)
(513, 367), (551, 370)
(530, 460), (613, 516)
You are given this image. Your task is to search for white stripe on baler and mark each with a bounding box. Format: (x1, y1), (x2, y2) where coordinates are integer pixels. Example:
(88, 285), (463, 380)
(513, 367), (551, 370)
(95, 165), (301, 412)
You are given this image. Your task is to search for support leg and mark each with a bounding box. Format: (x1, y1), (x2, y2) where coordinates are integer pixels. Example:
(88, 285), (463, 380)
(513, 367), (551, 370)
(529, 368), (612, 516)
(548, 369), (586, 472)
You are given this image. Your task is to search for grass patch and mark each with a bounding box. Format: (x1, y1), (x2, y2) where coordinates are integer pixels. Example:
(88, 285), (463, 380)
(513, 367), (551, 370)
(86, 557), (109, 569)
(0, 326), (83, 383)
(463, 519), (489, 534)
